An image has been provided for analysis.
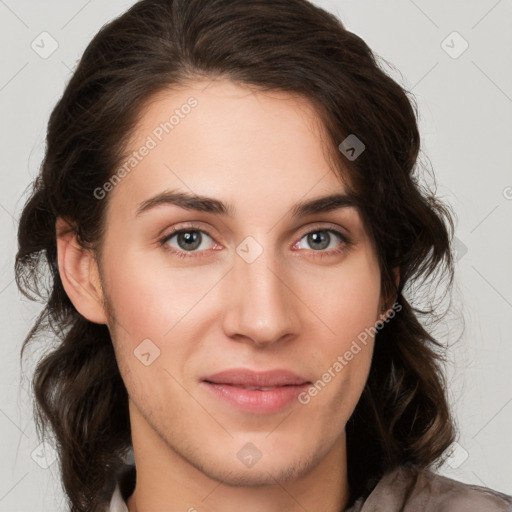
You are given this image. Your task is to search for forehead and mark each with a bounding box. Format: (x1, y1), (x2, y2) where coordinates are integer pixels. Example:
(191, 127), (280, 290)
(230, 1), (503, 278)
(106, 78), (353, 220)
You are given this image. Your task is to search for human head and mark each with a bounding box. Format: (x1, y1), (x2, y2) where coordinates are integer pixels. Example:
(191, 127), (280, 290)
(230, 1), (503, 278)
(15, 1), (456, 510)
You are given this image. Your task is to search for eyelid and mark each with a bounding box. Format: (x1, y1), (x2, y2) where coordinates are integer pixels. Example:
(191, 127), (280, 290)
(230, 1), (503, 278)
(294, 222), (351, 242)
(159, 222), (218, 251)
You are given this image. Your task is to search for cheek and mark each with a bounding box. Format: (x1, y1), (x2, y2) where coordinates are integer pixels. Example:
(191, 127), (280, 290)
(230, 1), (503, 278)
(101, 247), (224, 395)
(298, 246), (380, 398)
(296, 246), (381, 340)
(102, 245), (215, 338)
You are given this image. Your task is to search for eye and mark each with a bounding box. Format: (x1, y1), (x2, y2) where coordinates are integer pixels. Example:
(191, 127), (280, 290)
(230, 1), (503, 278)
(293, 228), (352, 257)
(159, 224), (218, 258)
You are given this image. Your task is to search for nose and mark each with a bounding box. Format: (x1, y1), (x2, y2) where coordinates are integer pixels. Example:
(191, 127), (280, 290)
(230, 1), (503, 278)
(221, 244), (300, 348)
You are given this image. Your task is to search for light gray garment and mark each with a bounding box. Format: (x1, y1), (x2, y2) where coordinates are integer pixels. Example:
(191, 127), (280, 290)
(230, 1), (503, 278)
(108, 484), (128, 512)
(106, 464), (512, 511)
(346, 464), (512, 511)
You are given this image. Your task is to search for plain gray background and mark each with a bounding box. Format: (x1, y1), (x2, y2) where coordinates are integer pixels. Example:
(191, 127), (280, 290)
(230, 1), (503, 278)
(1, 0), (511, 510)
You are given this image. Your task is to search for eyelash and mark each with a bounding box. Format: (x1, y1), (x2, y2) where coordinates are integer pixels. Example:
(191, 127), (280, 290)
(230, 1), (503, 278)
(158, 223), (354, 260)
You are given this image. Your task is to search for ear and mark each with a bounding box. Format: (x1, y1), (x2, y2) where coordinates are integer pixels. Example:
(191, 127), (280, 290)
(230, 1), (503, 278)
(55, 216), (108, 324)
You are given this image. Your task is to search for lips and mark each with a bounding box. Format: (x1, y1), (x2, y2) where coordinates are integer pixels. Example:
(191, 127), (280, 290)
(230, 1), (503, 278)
(202, 368), (310, 388)
(201, 368), (311, 414)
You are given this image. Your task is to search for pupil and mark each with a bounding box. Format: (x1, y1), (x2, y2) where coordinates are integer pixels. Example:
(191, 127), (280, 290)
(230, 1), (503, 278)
(308, 232), (329, 250)
(178, 231), (201, 251)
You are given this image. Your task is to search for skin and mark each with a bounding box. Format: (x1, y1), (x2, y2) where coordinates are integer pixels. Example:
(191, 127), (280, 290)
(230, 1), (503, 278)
(56, 78), (399, 512)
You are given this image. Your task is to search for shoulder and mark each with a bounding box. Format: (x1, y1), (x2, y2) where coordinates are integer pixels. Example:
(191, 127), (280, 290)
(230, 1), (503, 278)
(395, 464), (512, 511)
(348, 463), (512, 511)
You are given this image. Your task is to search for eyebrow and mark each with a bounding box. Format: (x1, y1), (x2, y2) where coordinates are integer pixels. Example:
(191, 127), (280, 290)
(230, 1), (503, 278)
(135, 189), (360, 218)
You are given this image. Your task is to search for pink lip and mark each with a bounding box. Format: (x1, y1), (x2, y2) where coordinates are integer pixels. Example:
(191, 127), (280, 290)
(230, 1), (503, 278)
(202, 368), (309, 387)
(201, 368), (311, 414)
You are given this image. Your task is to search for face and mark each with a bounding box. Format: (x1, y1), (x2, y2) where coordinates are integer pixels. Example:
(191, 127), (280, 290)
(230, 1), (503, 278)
(96, 79), (384, 486)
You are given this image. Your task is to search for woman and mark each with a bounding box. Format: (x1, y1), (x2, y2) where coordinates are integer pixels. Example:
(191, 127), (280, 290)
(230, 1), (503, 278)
(14, 0), (512, 511)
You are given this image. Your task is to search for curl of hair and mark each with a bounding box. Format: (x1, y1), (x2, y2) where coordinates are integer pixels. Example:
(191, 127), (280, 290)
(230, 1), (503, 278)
(15, 0), (457, 510)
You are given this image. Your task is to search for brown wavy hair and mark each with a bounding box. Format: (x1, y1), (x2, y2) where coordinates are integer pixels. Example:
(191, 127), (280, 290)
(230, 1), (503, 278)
(15, 0), (458, 510)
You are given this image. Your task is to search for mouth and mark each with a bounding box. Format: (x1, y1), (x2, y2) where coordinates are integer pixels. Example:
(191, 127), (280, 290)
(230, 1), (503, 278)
(200, 368), (311, 414)
(202, 368), (310, 387)
(204, 384), (295, 391)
